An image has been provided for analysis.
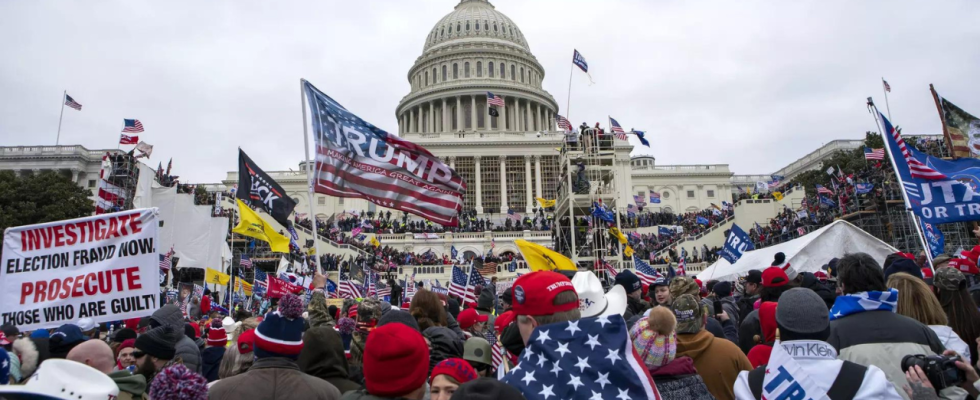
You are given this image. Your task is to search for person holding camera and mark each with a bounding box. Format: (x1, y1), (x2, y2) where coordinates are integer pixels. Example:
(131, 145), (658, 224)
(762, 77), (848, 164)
(904, 346), (980, 400)
(826, 254), (968, 399)
(733, 288), (900, 399)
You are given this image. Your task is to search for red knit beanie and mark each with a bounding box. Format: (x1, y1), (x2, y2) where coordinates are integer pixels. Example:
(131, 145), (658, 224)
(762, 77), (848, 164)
(429, 358), (478, 385)
(364, 323), (429, 397)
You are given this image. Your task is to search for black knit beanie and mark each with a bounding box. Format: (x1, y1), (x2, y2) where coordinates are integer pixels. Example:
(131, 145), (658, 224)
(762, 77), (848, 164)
(136, 325), (178, 360)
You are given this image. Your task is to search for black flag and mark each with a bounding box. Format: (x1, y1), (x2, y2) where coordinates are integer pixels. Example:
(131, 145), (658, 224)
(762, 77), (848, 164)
(488, 107), (499, 117)
(237, 149), (297, 227)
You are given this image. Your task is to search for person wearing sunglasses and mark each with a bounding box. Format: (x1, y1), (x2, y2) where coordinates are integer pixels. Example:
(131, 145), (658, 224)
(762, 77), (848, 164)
(133, 325), (179, 383)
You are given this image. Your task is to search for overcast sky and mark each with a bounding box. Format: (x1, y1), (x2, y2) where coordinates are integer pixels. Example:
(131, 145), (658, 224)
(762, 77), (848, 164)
(1, 0), (978, 183)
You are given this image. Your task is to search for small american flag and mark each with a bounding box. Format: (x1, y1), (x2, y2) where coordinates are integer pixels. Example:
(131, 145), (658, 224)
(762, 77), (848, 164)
(64, 94), (82, 111)
(864, 147), (885, 160)
(339, 271), (363, 299)
(815, 184), (835, 196)
(449, 265), (468, 298)
(122, 119), (144, 133)
(632, 255), (662, 286)
(120, 134), (139, 145)
(609, 117), (626, 133)
(507, 208), (522, 221)
(882, 79), (891, 93)
(556, 114), (573, 132)
(487, 92), (505, 107)
(491, 331), (504, 369)
(158, 249), (174, 271)
(615, 133), (628, 141)
(240, 254), (253, 269)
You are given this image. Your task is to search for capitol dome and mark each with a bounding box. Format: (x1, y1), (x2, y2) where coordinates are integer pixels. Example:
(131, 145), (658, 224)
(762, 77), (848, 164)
(396, 0), (559, 137)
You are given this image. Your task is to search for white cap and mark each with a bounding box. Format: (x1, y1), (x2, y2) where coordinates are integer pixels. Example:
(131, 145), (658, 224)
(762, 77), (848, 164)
(76, 317), (96, 332)
(572, 271), (628, 318)
(0, 358), (119, 399)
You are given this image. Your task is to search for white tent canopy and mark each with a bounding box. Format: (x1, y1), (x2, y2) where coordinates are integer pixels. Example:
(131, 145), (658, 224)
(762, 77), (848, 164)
(697, 220), (898, 282)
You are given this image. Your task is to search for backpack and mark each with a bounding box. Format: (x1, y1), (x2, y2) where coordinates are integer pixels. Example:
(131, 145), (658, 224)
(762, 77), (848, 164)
(747, 360), (867, 400)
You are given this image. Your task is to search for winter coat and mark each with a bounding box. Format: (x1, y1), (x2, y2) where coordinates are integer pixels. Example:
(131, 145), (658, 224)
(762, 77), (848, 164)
(202, 346), (226, 382)
(717, 296), (741, 329)
(738, 310), (762, 355)
(706, 317), (738, 344)
(442, 315), (465, 347)
(828, 310), (967, 400)
(11, 338), (40, 381)
(930, 325), (972, 365)
(423, 326), (463, 374)
(151, 304), (202, 373)
(109, 370), (147, 400)
(676, 329), (752, 400)
(799, 272), (836, 309)
(736, 294), (759, 324)
(209, 357), (342, 400)
(340, 389), (417, 400)
(624, 296), (651, 321)
(298, 325), (363, 394)
(649, 356), (716, 400)
(733, 340), (901, 399)
(307, 291), (338, 330)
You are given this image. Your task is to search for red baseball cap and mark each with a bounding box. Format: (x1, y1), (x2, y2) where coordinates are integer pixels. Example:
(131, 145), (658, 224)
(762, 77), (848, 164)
(0, 332), (10, 346)
(511, 271), (578, 316)
(762, 267), (789, 288)
(813, 271), (828, 282)
(949, 258), (979, 275)
(495, 310), (516, 333)
(457, 308), (488, 331)
(921, 267), (935, 279)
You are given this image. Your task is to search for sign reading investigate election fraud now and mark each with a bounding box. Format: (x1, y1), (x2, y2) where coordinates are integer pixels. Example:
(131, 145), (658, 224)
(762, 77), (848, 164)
(1, 209), (160, 330)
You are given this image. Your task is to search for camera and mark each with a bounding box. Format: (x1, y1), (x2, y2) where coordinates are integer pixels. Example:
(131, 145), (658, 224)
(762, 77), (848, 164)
(901, 354), (964, 390)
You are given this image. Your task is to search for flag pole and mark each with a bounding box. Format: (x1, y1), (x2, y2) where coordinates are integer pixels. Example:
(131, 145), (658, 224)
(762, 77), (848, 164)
(869, 100), (934, 271)
(56, 90), (66, 145)
(565, 62), (574, 124)
(882, 78), (892, 120)
(929, 84), (956, 158)
(299, 79), (325, 276)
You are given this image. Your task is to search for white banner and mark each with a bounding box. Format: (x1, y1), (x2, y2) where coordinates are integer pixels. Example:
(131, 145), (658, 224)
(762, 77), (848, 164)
(1, 209), (161, 330)
(413, 233), (439, 239)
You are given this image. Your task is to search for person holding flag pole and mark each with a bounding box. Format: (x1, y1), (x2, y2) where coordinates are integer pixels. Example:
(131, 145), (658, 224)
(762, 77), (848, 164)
(869, 97), (935, 271)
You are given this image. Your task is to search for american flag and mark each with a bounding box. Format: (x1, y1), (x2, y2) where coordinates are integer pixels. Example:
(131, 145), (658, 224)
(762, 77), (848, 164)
(448, 265), (468, 298)
(366, 273), (377, 298)
(598, 259), (618, 279)
(465, 265), (486, 304)
(377, 280), (392, 298)
(649, 192), (661, 204)
(881, 113), (946, 180)
(883, 79), (891, 93)
(501, 315), (661, 400)
(159, 249), (174, 271)
(64, 94), (82, 111)
(632, 255), (662, 286)
(507, 208), (522, 221)
(339, 272), (363, 299)
(119, 134), (139, 145)
(609, 117), (626, 133)
(491, 331), (504, 369)
(405, 270), (417, 300)
(304, 81), (465, 227)
(615, 132), (628, 141)
(122, 119), (144, 133)
(240, 254), (253, 269)
(815, 184), (835, 196)
(677, 258), (687, 276)
(556, 114), (573, 132)
(487, 92), (505, 107)
(253, 270), (268, 296)
(864, 147), (885, 160)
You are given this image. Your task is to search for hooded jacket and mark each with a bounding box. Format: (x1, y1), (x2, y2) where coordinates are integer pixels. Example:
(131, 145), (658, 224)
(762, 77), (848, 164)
(423, 326), (463, 374)
(733, 340), (901, 399)
(648, 356), (716, 400)
(298, 323), (363, 394)
(717, 296), (741, 330)
(108, 370), (147, 400)
(11, 338), (40, 380)
(202, 346), (226, 382)
(799, 272), (836, 309)
(676, 329), (752, 400)
(745, 302), (777, 368)
(210, 357), (342, 400)
(150, 304), (202, 373)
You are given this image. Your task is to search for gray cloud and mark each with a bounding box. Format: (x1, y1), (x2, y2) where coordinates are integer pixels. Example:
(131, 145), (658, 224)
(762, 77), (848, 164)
(1, 0), (978, 182)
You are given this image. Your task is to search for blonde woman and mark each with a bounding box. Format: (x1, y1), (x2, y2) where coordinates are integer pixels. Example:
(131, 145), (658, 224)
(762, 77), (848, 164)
(887, 272), (972, 363)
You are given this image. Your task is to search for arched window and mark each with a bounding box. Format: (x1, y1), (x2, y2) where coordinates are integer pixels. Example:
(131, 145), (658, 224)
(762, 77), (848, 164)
(500, 62), (505, 78)
(520, 67), (524, 83)
(475, 21), (480, 31)
(466, 21), (470, 31)
(476, 61), (482, 77)
(453, 63), (458, 79)
(424, 71), (429, 86)
(432, 67), (437, 84)
(511, 65), (515, 81)
(457, 23), (461, 32)
(449, 24), (452, 34)
(493, 22), (498, 32)
(442, 65), (447, 81)
(441, 27), (445, 37)
(484, 21), (489, 31)
(464, 62), (470, 78)
(488, 62), (494, 77)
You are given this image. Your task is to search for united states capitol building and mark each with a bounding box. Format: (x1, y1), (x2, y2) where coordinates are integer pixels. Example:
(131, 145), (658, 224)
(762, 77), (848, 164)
(0, 0), (870, 271)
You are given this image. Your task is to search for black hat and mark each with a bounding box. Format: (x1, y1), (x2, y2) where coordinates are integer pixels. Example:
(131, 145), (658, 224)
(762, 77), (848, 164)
(184, 323), (197, 339)
(614, 270), (643, 294)
(377, 310), (420, 332)
(450, 377), (527, 400)
(136, 325), (178, 360)
(500, 288), (513, 305)
(712, 281), (732, 298)
(745, 270), (763, 284)
(112, 328), (138, 343)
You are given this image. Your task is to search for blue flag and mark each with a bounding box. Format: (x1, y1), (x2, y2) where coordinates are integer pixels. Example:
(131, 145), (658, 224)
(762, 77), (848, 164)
(325, 278), (337, 295)
(855, 183), (874, 195)
(633, 130), (650, 147)
(921, 220), (945, 259)
(658, 226), (673, 236)
(509, 260), (517, 273)
(451, 245), (458, 260)
(880, 111), (980, 224)
(819, 196), (836, 207)
(720, 224), (754, 264)
(592, 202), (615, 223)
(572, 49), (588, 73)
(696, 215), (709, 225)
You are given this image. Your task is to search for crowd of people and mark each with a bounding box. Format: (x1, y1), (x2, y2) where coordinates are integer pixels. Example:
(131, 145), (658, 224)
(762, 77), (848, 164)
(304, 210), (553, 236)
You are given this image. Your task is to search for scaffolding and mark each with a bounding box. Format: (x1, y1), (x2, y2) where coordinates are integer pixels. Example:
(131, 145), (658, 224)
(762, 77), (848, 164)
(843, 191), (977, 256)
(552, 128), (624, 275)
(100, 151), (140, 212)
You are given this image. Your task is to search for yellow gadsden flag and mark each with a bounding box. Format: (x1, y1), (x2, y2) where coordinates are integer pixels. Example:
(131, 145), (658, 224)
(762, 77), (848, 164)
(535, 197), (556, 208)
(205, 268), (230, 286)
(772, 192), (784, 201)
(370, 236), (381, 247)
(233, 199), (290, 253)
(624, 246), (635, 257)
(608, 227), (628, 244)
(514, 239), (577, 272)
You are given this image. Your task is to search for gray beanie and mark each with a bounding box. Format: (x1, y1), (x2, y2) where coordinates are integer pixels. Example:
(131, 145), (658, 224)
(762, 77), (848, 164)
(776, 288), (829, 334)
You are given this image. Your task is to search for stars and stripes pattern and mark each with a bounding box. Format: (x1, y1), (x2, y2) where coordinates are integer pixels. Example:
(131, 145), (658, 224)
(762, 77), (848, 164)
(448, 265), (469, 298)
(122, 119), (144, 133)
(815, 184), (835, 196)
(632, 255), (662, 286)
(159, 249), (174, 271)
(253, 270), (268, 297)
(487, 92), (505, 107)
(491, 332), (504, 369)
(882, 79), (891, 93)
(677, 258), (687, 276)
(304, 81), (465, 227)
(508, 208), (522, 221)
(880, 112), (946, 180)
(405, 269), (417, 300)
(501, 315), (661, 400)
(609, 117), (626, 133)
(240, 254), (253, 269)
(339, 266), (363, 299)
(465, 265), (487, 304)
(864, 147), (885, 160)
(556, 115), (573, 132)
(64, 94), (82, 110)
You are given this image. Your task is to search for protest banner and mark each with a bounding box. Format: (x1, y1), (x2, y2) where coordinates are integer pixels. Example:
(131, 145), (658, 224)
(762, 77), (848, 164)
(267, 275), (305, 299)
(1, 209), (160, 330)
(720, 224), (755, 264)
(326, 298), (344, 309)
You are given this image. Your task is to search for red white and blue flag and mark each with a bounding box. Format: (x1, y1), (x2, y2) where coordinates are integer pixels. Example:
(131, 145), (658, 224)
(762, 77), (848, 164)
(64, 94), (82, 111)
(303, 81), (465, 226)
(240, 254), (253, 269)
(815, 184), (835, 196)
(880, 112), (946, 180)
(556, 115), (573, 132)
(864, 147), (885, 160)
(487, 92), (505, 107)
(448, 265), (468, 298)
(632, 255), (662, 286)
(122, 119), (144, 133)
(119, 134), (139, 145)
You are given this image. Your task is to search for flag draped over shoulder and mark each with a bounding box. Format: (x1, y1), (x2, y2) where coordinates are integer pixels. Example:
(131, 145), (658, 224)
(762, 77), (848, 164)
(233, 199), (291, 253)
(515, 240), (577, 272)
(237, 149), (297, 227)
(303, 81), (465, 226)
